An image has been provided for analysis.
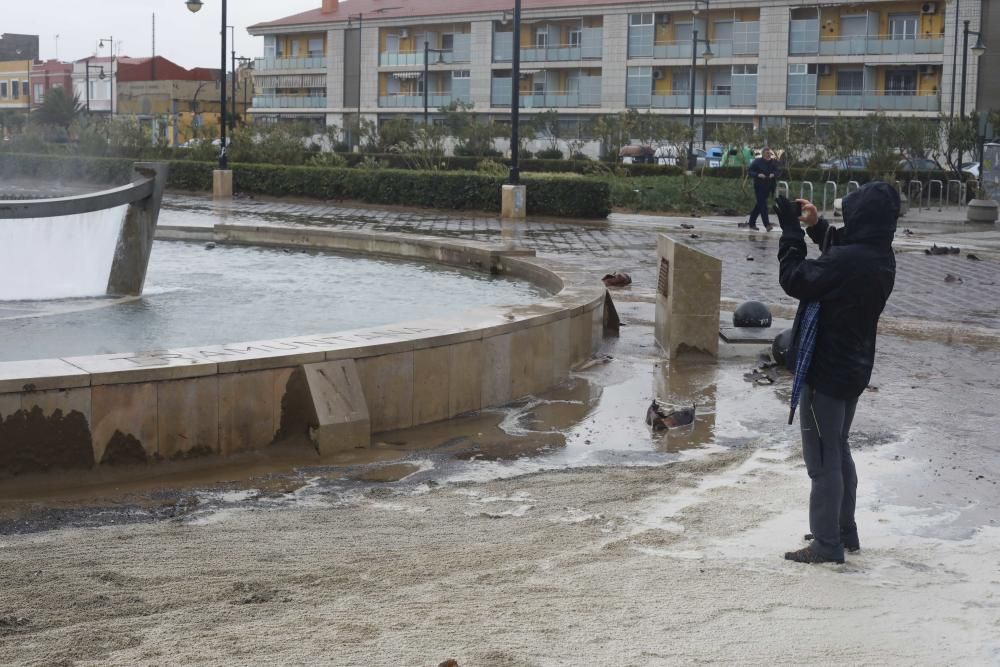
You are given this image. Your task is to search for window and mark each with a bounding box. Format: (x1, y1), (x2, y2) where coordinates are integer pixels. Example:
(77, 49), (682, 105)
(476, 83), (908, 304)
(307, 38), (324, 57)
(452, 70), (470, 79)
(889, 14), (917, 40)
(535, 30), (548, 49)
(836, 70), (864, 95)
(288, 39), (300, 57)
(533, 81), (545, 95)
(673, 71), (690, 93)
(34, 83), (44, 102)
(630, 13), (654, 26)
(886, 69), (917, 95)
(839, 15), (868, 38)
(0, 82), (6, 98)
(569, 30), (582, 48)
(713, 21), (733, 42)
(441, 34), (454, 51)
(10, 80), (19, 98)
(264, 36), (277, 59)
(23, 81), (28, 98)
(732, 64), (757, 75)
(674, 22), (693, 43)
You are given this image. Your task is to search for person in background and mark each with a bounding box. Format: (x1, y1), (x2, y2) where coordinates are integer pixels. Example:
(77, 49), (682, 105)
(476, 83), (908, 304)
(774, 183), (899, 564)
(746, 148), (780, 231)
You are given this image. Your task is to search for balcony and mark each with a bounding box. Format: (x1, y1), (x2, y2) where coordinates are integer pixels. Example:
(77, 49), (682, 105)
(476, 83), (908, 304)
(493, 28), (603, 62)
(630, 21), (759, 59)
(380, 34), (472, 67)
(817, 34), (945, 56)
(815, 92), (940, 111)
(253, 56), (327, 71)
(378, 93), (471, 108)
(252, 95), (328, 109)
(491, 81), (602, 108)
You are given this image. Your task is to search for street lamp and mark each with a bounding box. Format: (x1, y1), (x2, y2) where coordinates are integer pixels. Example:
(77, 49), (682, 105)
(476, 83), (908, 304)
(423, 42), (448, 124)
(510, 0), (523, 185)
(347, 7), (401, 149)
(237, 56), (254, 128)
(687, 28), (713, 170)
(184, 0), (227, 170)
(98, 36), (115, 115)
(959, 19), (986, 120)
(695, 0), (713, 149)
(84, 60), (106, 113)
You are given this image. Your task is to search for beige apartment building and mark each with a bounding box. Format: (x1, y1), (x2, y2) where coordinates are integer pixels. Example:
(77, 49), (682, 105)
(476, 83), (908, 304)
(247, 0), (987, 137)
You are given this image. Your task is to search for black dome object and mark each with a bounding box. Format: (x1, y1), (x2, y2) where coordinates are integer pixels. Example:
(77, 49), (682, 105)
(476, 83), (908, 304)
(733, 301), (773, 328)
(772, 328), (793, 366)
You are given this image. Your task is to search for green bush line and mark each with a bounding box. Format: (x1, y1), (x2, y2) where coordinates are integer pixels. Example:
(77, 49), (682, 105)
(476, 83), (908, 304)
(0, 154), (611, 220)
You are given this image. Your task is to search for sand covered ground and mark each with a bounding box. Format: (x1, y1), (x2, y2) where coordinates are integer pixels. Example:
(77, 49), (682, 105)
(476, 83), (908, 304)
(2, 294), (999, 665)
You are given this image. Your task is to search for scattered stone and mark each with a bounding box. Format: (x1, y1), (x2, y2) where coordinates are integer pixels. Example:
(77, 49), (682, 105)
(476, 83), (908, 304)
(867, 385), (879, 392)
(944, 274), (964, 284)
(680, 223), (695, 229)
(646, 401), (696, 431)
(903, 228), (914, 236)
(0, 616), (30, 631)
(967, 253), (981, 261)
(205, 242), (216, 250)
(690, 233), (701, 239)
(746, 255), (755, 261)
(602, 272), (632, 287)
(925, 244), (961, 255)
(743, 368), (777, 385)
(439, 660), (460, 667)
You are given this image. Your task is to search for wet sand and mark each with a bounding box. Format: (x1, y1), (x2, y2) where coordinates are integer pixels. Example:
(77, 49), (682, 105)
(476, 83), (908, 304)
(1, 301), (999, 665)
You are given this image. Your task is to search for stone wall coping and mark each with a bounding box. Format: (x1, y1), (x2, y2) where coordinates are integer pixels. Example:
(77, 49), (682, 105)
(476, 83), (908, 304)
(0, 225), (605, 394)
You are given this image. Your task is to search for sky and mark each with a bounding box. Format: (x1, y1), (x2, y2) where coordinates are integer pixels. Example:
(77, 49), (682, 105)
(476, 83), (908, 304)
(5, 0), (320, 68)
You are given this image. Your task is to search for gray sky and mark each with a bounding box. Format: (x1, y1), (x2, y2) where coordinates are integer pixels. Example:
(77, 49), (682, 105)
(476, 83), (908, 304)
(6, 0), (319, 69)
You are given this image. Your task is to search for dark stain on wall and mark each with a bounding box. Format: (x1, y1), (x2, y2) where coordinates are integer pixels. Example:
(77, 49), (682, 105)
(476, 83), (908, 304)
(0, 407), (94, 475)
(100, 431), (148, 466)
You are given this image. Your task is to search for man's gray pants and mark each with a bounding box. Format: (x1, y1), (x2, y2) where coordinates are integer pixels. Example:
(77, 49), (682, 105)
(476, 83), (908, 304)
(800, 385), (859, 560)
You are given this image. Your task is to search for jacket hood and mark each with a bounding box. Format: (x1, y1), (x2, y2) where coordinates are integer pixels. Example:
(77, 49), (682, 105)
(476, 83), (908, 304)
(840, 181), (899, 245)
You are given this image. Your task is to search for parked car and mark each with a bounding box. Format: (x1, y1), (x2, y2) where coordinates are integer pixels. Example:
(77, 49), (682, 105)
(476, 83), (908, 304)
(618, 145), (656, 165)
(898, 158), (943, 172)
(654, 146), (707, 168)
(705, 146), (725, 168)
(961, 162), (980, 179)
(820, 156), (868, 171)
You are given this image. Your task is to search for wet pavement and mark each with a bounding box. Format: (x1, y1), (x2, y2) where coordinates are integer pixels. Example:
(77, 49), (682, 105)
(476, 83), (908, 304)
(162, 195), (1000, 329)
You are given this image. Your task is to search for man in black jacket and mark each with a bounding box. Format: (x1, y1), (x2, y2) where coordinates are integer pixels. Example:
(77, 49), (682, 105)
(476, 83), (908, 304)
(746, 148), (781, 231)
(775, 182), (899, 564)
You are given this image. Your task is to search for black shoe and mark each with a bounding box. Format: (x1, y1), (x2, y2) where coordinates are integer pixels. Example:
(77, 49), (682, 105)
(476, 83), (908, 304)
(804, 532), (860, 553)
(784, 546), (844, 565)
(764, 223), (774, 232)
(746, 222), (760, 231)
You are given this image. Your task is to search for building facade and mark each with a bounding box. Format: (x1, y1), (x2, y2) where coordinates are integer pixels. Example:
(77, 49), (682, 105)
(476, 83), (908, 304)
(248, 0), (985, 137)
(72, 56), (118, 114)
(29, 60), (74, 109)
(0, 59), (33, 112)
(0, 34), (39, 63)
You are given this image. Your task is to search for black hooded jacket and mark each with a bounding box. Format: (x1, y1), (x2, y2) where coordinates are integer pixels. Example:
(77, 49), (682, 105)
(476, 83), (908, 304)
(748, 157), (781, 194)
(778, 182), (898, 399)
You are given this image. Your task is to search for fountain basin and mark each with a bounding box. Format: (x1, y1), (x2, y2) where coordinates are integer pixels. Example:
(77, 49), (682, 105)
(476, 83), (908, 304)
(0, 226), (606, 476)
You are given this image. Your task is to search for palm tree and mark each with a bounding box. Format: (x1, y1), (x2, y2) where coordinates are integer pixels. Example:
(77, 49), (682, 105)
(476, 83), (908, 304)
(34, 87), (83, 129)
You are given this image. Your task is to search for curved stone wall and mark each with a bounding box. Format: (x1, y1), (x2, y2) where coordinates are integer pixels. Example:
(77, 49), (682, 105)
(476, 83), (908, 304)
(0, 226), (607, 475)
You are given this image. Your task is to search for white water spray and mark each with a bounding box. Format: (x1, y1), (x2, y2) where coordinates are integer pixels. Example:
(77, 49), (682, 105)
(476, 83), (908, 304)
(0, 205), (128, 301)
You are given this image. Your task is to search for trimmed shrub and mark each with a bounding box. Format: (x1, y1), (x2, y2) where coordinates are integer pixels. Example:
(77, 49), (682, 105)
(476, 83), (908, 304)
(535, 148), (565, 160)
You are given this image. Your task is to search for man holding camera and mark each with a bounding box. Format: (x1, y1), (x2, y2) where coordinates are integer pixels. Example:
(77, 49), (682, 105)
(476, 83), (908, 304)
(746, 148), (781, 231)
(774, 182), (899, 564)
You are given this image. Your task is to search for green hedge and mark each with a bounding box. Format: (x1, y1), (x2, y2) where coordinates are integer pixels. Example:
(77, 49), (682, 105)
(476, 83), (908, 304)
(0, 154), (610, 219)
(704, 164), (959, 186)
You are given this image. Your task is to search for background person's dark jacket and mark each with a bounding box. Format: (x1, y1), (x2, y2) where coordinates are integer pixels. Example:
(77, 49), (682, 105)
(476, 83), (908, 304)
(748, 157), (781, 193)
(778, 182), (898, 399)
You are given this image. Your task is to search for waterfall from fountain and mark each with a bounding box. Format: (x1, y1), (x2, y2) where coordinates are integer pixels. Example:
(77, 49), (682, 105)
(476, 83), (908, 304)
(0, 205), (129, 301)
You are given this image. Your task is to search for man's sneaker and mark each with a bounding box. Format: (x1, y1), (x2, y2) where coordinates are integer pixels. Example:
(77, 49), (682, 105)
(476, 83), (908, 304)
(764, 223), (775, 232)
(784, 546), (844, 565)
(804, 532), (860, 553)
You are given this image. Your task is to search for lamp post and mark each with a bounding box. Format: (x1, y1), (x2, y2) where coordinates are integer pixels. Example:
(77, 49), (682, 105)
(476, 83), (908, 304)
(347, 7), (400, 149)
(694, 0), (713, 149)
(510, 0), (522, 185)
(687, 29), (713, 170)
(97, 36), (115, 115)
(228, 26), (237, 135)
(184, 0), (227, 171)
(84, 60), (106, 113)
(423, 41), (448, 124)
(959, 19), (986, 120)
(237, 56), (253, 127)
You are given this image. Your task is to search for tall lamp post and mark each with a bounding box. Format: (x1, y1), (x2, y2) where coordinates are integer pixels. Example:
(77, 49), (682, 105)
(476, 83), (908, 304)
(510, 0), (522, 186)
(694, 0), (713, 150)
(97, 36), (115, 115)
(347, 7), (400, 148)
(959, 20), (987, 172)
(228, 26), (237, 135)
(84, 61), (106, 113)
(686, 27), (713, 170)
(423, 41), (448, 124)
(184, 0), (227, 171)
(237, 56), (253, 127)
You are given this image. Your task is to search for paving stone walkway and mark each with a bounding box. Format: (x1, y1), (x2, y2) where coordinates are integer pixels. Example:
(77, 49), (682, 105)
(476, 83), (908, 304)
(162, 196), (1000, 330)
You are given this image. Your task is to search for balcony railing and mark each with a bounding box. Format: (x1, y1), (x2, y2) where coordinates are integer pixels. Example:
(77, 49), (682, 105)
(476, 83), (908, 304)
(630, 21), (759, 58)
(493, 28), (603, 62)
(491, 85), (602, 108)
(626, 92), (756, 109)
(381, 34), (471, 66)
(254, 56), (327, 71)
(817, 34), (945, 56)
(815, 91), (940, 111)
(378, 93), (470, 108)
(252, 95), (328, 109)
